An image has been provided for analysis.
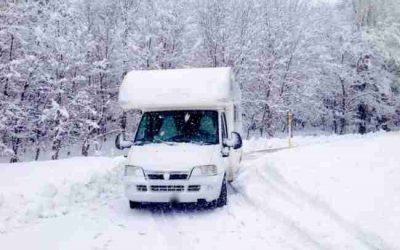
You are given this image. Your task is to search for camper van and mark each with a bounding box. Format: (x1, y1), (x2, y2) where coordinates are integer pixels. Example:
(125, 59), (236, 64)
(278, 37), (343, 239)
(115, 67), (243, 209)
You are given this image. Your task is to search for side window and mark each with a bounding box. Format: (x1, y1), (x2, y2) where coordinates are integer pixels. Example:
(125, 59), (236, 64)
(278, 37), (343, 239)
(221, 113), (228, 139)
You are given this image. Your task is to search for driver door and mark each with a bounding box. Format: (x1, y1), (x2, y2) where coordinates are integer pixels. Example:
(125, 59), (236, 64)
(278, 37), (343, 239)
(221, 112), (234, 181)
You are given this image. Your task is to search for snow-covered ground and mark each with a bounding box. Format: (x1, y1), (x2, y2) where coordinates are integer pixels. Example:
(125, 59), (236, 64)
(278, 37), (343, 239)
(243, 131), (386, 154)
(0, 132), (399, 249)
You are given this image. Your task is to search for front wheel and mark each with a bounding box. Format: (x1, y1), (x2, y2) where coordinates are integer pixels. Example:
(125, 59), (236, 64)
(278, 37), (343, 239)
(216, 176), (227, 207)
(129, 200), (141, 209)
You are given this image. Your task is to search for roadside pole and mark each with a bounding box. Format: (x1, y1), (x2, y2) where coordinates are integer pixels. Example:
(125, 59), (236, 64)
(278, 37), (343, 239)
(288, 111), (293, 148)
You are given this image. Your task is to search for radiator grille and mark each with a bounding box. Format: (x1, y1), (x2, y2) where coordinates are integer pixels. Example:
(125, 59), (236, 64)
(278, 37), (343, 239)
(169, 173), (188, 180)
(188, 185), (201, 192)
(136, 185), (147, 192)
(150, 185), (184, 192)
(147, 174), (163, 180)
(146, 172), (189, 180)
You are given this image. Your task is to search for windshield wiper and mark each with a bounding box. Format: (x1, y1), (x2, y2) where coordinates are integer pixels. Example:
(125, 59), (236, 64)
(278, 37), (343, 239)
(133, 140), (149, 146)
(198, 142), (214, 145)
(153, 138), (177, 146)
(171, 138), (192, 143)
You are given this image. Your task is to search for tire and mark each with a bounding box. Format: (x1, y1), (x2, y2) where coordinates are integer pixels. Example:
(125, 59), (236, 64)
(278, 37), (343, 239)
(216, 176), (227, 207)
(129, 200), (141, 209)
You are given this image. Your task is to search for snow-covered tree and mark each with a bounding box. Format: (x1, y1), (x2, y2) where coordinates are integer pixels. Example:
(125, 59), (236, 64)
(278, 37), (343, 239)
(1, 0), (399, 162)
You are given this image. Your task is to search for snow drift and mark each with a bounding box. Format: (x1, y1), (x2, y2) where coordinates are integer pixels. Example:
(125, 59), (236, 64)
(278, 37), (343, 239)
(0, 157), (125, 232)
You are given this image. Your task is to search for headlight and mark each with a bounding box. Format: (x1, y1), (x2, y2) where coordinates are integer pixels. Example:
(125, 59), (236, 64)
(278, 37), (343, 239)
(191, 165), (218, 176)
(125, 165), (145, 177)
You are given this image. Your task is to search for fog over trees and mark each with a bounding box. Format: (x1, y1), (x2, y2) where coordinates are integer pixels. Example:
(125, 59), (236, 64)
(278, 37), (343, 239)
(1, 0), (399, 162)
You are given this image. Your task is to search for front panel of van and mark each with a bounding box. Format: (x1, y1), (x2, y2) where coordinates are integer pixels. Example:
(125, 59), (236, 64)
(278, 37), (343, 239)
(123, 109), (228, 204)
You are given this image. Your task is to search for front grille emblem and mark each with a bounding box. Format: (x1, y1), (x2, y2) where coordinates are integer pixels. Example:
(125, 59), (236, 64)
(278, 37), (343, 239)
(163, 172), (170, 180)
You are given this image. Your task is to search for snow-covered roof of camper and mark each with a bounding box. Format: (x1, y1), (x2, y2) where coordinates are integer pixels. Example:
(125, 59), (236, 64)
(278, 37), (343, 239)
(118, 67), (238, 110)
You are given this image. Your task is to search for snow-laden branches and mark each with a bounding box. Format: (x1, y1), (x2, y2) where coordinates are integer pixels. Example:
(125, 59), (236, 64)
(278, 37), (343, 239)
(0, 0), (399, 161)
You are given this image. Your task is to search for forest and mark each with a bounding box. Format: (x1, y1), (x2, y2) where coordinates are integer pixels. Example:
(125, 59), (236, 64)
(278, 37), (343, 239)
(1, 0), (399, 162)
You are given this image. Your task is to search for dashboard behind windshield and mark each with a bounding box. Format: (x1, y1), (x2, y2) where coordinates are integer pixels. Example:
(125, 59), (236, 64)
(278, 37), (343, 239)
(134, 110), (219, 145)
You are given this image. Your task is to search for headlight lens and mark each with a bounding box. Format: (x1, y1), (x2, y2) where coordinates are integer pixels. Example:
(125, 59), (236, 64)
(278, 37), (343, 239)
(125, 165), (145, 177)
(191, 165), (218, 176)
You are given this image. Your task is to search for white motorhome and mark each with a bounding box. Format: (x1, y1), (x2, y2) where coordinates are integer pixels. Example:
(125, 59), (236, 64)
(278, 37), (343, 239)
(116, 67), (243, 209)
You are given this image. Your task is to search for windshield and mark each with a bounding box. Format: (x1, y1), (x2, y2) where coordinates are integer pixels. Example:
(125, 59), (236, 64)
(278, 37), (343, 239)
(134, 110), (219, 145)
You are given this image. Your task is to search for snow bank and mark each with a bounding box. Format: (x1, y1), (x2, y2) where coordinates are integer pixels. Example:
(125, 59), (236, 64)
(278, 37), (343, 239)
(243, 131), (387, 154)
(0, 156), (125, 232)
(119, 67), (236, 110)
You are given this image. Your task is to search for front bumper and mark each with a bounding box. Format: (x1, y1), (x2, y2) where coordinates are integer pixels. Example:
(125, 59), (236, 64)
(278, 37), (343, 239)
(124, 173), (224, 203)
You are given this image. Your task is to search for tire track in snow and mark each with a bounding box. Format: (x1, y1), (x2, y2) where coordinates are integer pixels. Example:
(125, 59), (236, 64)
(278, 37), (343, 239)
(238, 151), (395, 250)
(243, 146), (294, 161)
(229, 180), (326, 250)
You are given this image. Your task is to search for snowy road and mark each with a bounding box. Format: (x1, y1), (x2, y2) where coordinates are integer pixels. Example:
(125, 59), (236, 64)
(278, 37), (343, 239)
(1, 132), (399, 250)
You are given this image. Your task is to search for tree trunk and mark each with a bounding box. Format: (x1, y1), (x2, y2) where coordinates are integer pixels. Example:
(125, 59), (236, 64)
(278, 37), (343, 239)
(10, 127), (20, 163)
(51, 138), (62, 160)
(81, 138), (90, 157)
(121, 111), (127, 131)
(98, 73), (107, 136)
(247, 127), (251, 140)
(10, 139), (20, 163)
(51, 111), (62, 160)
(3, 78), (9, 96)
(333, 119), (338, 134)
(9, 34), (14, 61)
(339, 77), (347, 134)
(35, 147), (40, 161)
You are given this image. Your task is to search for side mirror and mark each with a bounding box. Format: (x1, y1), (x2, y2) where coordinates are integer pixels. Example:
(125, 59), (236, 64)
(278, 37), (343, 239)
(221, 147), (230, 157)
(115, 133), (133, 150)
(223, 132), (243, 150)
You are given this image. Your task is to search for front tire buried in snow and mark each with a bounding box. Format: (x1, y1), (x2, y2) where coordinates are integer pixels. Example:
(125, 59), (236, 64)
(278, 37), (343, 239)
(215, 176), (227, 207)
(129, 201), (141, 209)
